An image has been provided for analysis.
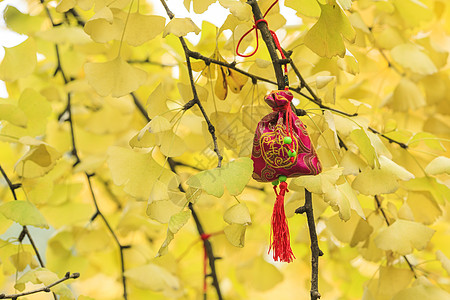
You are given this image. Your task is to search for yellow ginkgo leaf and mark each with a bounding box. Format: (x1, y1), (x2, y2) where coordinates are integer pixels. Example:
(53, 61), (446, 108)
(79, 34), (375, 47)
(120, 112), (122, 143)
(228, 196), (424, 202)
(236, 257), (283, 291)
(436, 250), (450, 276)
(304, 1), (356, 58)
(391, 279), (450, 300)
(218, 0), (252, 21)
(186, 157), (253, 197)
(0, 201), (49, 229)
(124, 264), (180, 291)
(387, 77), (426, 112)
(83, 7), (123, 43)
(163, 18), (201, 37)
(146, 200), (182, 223)
(285, 0), (320, 18)
(157, 210), (191, 256)
(84, 57), (147, 97)
(124, 13), (166, 46)
(350, 129), (378, 168)
(158, 131), (187, 157)
(392, 0), (433, 28)
(424, 156), (450, 175)
(375, 266), (414, 300)
(107, 146), (175, 200)
(391, 44), (437, 75)
(374, 219), (434, 255)
(223, 203), (251, 225)
(224, 223), (247, 247)
(15, 144), (61, 179)
(0, 104), (27, 127)
(352, 167), (399, 195)
(0, 37), (36, 82)
(3, 6), (45, 35)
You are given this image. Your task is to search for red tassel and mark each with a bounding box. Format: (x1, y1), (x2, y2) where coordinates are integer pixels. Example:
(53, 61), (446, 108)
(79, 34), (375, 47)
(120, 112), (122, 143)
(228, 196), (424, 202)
(269, 181), (295, 262)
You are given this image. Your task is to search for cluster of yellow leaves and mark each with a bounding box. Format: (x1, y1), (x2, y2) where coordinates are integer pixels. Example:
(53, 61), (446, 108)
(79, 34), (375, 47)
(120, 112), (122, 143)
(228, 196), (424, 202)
(0, 0), (449, 299)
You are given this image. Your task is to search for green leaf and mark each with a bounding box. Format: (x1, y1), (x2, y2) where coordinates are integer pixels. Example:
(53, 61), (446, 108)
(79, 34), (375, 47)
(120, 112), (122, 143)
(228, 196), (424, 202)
(374, 219), (434, 255)
(223, 203), (251, 225)
(304, 1), (356, 58)
(186, 157), (253, 197)
(0, 201), (48, 229)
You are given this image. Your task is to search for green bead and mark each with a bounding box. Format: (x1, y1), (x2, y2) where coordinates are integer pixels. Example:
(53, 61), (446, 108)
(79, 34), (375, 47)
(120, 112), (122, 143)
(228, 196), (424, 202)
(272, 180), (279, 186)
(288, 150), (297, 157)
(279, 175), (287, 182)
(283, 136), (292, 144)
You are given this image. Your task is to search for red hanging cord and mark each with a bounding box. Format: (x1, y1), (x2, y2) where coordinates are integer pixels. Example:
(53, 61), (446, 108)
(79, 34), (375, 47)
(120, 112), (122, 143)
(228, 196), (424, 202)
(235, 0), (288, 75)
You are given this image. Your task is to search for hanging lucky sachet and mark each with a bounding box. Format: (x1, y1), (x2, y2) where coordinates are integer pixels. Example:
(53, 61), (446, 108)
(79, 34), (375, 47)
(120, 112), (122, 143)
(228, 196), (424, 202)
(251, 90), (322, 263)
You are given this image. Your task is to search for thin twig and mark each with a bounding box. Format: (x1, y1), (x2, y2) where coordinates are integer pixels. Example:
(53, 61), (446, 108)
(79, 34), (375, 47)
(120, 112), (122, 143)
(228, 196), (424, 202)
(87, 175), (130, 299)
(374, 195), (418, 278)
(131, 92), (150, 122)
(66, 8), (85, 26)
(159, 0), (222, 168)
(0, 272), (80, 299)
(368, 127), (408, 149)
(127, 58), (176, 67)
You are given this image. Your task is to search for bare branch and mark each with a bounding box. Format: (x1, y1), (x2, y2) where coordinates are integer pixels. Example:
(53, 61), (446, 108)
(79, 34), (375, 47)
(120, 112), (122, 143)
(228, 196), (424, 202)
(0, 272), (80, 300)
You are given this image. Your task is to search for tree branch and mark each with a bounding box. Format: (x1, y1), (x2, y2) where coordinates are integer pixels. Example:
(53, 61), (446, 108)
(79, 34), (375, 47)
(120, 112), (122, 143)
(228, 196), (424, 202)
(243, 1), (322, 298)
(295, 190), (323, 300)
(0, 272), (80, 300)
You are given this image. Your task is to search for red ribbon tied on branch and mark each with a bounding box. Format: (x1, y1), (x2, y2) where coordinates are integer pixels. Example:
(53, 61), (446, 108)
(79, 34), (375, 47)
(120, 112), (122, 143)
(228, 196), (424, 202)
(235, 0), (288, 74)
